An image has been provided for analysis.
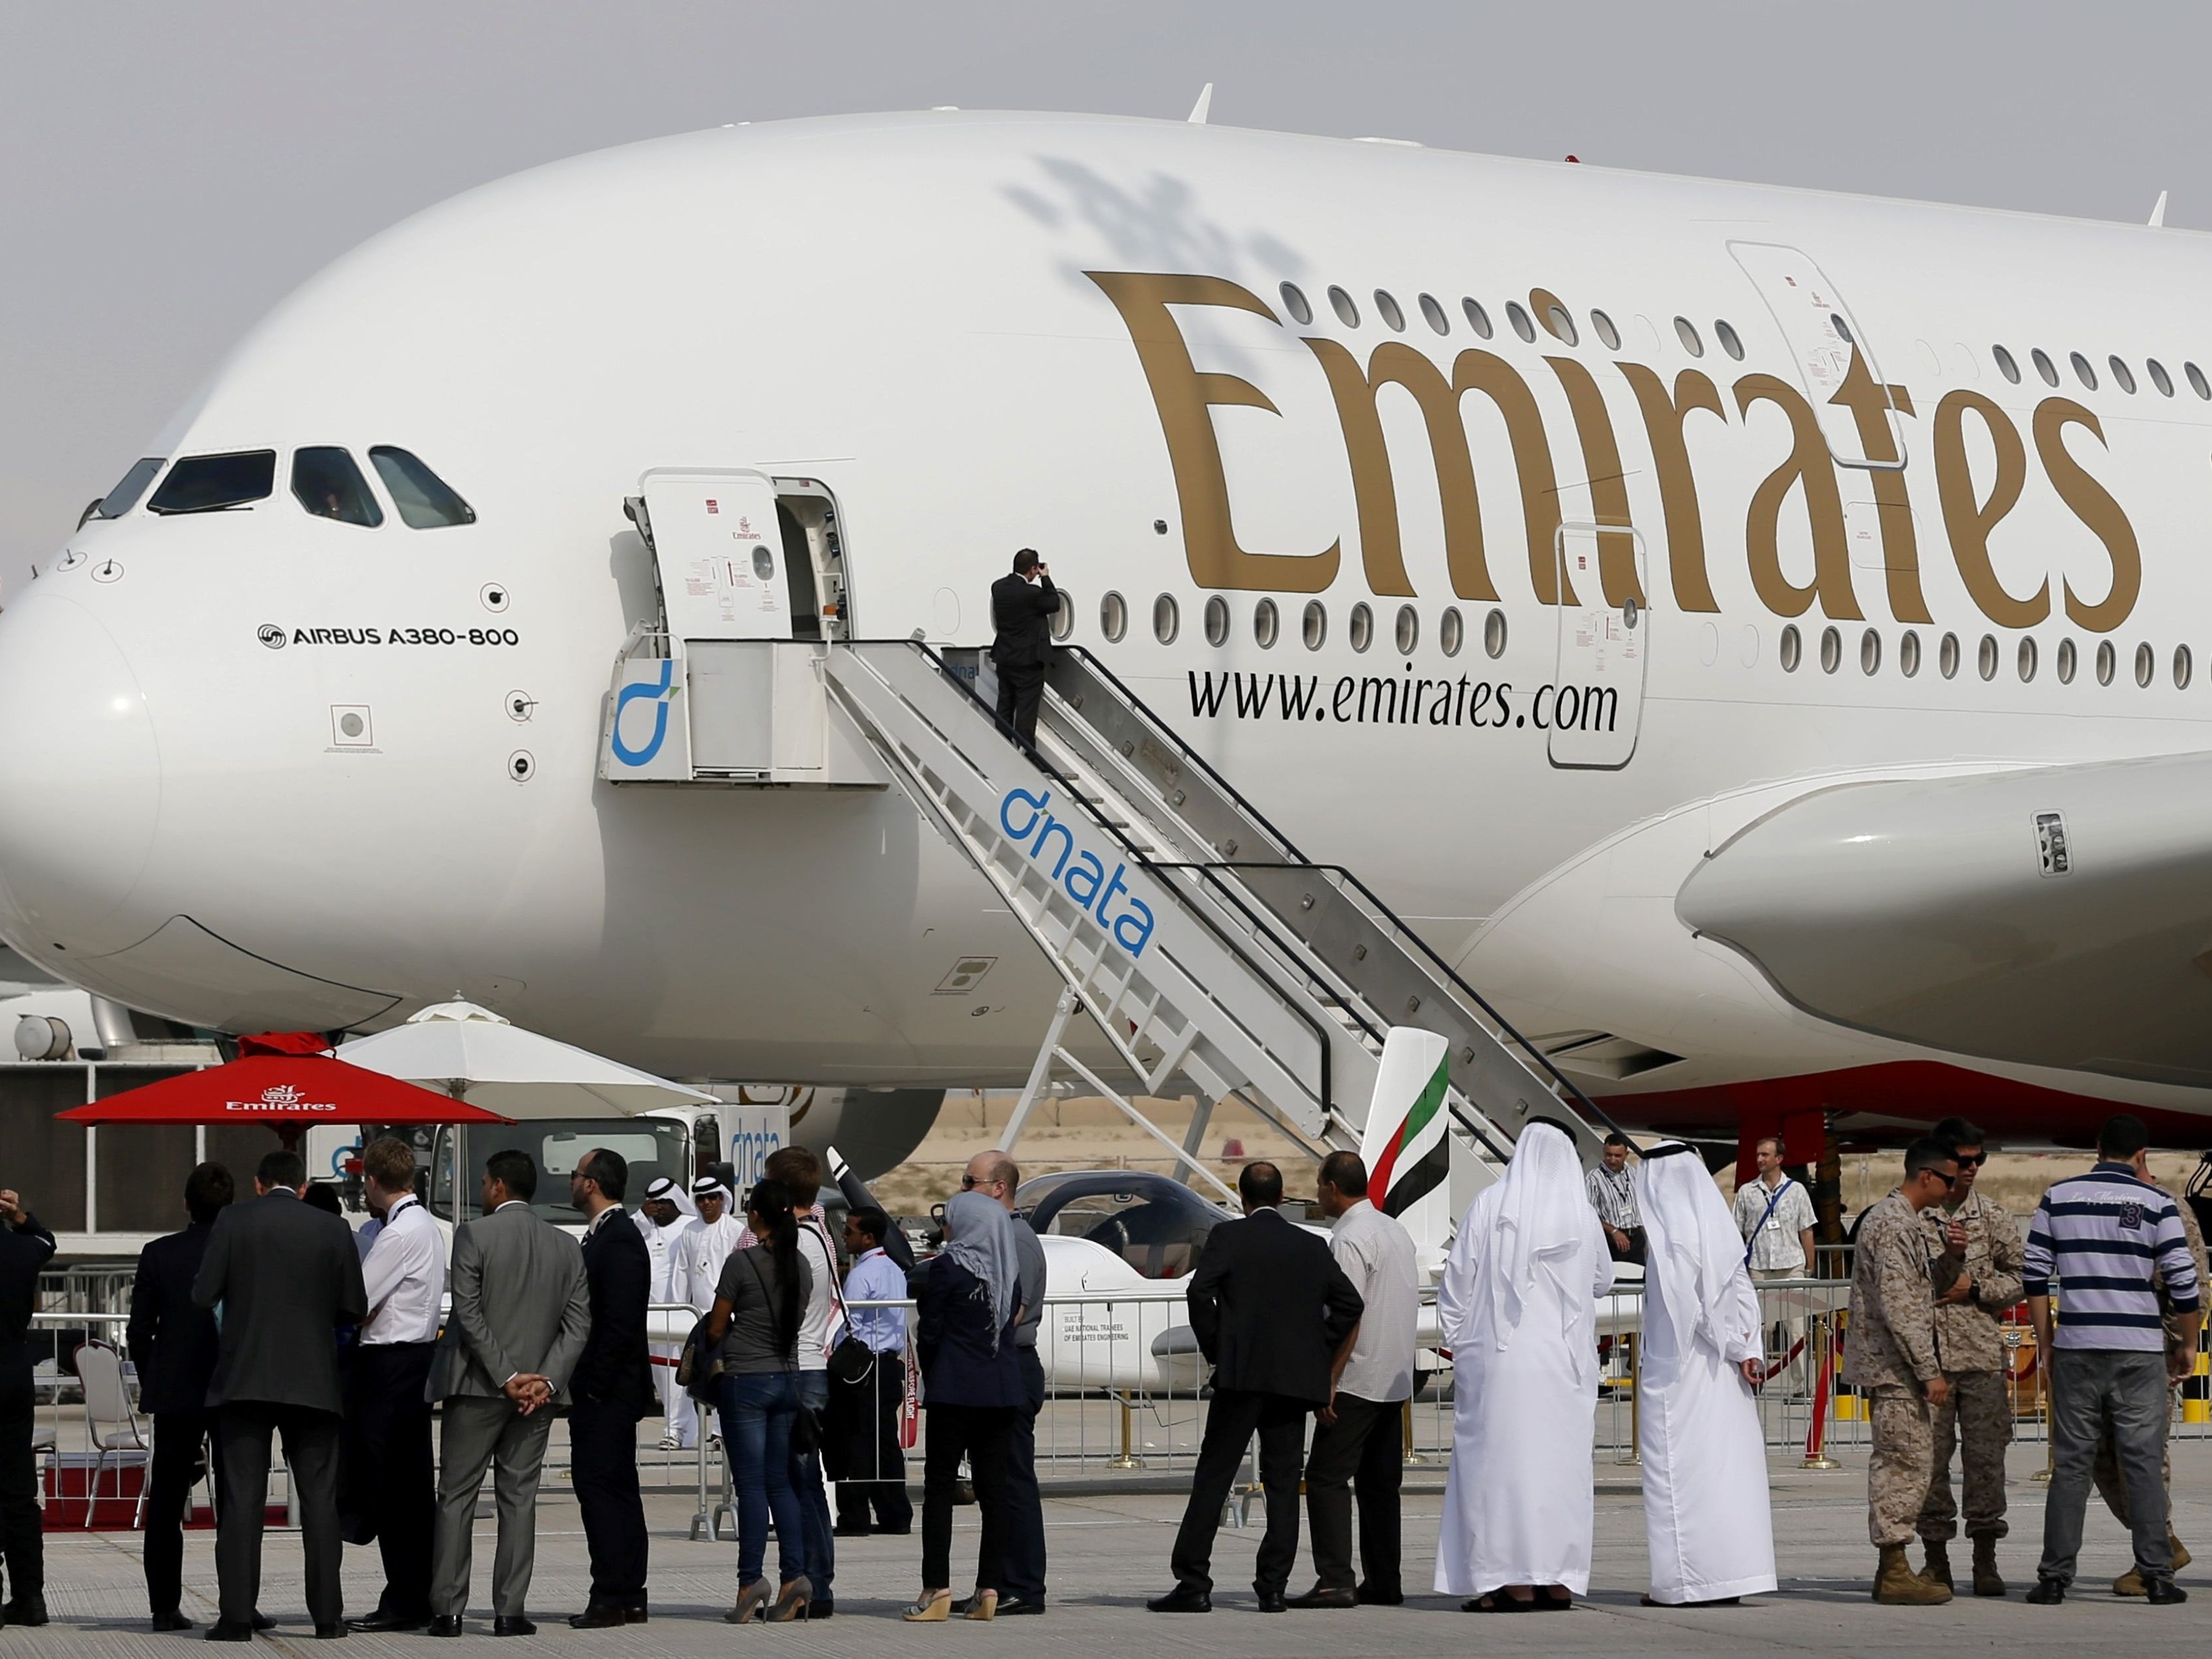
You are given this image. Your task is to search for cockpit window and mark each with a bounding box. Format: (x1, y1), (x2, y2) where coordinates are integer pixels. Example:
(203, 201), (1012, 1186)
(368, 446), (475, 529)
(291, 447), (384, 528)
(146, 450), (276, 515)
(93, 458), (165, 520)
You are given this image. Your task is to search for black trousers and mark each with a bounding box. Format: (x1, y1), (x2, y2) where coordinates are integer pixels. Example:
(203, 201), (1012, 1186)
(826, 1358), (911, 1530)
(922, 1404), (1015, 1592)
(1606, 1226), (1648, 1265)
(1303, 1392), (1403, 1596)
(991, 1348), (1047, 1601)
(994, 662), (1046, 746)
(144, 1410), (222, 1616)
(0, 1352), (40, 1604)
(338, 1342), (436, 1617)
(569, 1400), (649, 1610)
(215, 1402), (344, 1629)
(1170, 1388), (1309, 1598)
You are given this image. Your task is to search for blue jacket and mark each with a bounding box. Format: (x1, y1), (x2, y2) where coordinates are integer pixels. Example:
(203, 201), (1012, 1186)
(912, 1255), (1023, 1408)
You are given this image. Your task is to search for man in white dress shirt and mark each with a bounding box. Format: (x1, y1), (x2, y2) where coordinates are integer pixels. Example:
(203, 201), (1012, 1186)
(1291, 1150), (1420, 1610)
(341, 1139), (447, 1633)
(1732, 1137), (1819, 1394)
(636, 1178), (698, 1450)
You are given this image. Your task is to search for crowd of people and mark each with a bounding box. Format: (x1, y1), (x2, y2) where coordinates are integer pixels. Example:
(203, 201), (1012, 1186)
(0, 1113), (2206, 1629)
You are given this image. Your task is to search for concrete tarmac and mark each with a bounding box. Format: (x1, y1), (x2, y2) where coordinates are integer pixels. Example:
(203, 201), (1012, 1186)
(18, 1441), (2212, 1655)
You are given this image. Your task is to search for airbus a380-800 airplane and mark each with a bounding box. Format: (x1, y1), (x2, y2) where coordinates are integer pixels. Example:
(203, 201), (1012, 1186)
(5, 107), (2211, 1162)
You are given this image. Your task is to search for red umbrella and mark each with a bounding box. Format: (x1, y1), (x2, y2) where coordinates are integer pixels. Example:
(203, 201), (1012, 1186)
(59, 1041), (512, 1151)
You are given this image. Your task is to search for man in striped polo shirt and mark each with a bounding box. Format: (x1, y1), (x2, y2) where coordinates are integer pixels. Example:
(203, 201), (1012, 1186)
(2023, 1114), (2202, 1605)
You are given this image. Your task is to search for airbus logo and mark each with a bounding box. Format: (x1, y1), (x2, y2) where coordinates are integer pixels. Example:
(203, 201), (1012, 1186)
(257, 624), (287, 649)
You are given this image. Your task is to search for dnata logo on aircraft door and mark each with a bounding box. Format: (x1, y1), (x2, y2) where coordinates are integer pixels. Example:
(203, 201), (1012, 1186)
(998, 787), (1156, 957)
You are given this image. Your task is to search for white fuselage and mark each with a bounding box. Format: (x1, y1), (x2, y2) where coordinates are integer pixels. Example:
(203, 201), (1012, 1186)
(3, 110), (2207, 1136)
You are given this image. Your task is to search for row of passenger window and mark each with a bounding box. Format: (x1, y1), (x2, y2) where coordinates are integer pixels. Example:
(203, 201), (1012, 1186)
(1278, 281), (1747, 363)
(1779, 622), (2196, 688)
(94, 446), (474, 529)
(1092, 590), (1512, 658)
(1078, 588), (2196, 696)
(1992, 343), (2211, 400)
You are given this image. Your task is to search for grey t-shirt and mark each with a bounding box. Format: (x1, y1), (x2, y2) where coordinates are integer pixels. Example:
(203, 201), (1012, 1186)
(717, 1246), (814, 1375)
(1012, 1215), (1046, 1350)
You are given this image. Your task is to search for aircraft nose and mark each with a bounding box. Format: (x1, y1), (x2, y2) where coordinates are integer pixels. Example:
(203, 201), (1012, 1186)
(0, 595), (162, 953)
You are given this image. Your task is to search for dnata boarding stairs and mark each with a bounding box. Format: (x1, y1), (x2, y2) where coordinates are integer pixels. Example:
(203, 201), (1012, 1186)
(602, 630), (1621, 1223)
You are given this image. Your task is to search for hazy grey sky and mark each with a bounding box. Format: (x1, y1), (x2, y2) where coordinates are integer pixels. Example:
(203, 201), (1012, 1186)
(5, 1), (2207, 594)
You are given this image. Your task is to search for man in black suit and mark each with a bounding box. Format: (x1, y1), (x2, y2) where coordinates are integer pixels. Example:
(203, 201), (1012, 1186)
(566, 1148), (653, 1629)
(989, 547), (1059, 746)
(129, 1162), (235, 1631)
(0, 1187), (57, 1629)
(193, 1147), (369, 1641)
(1149, 1162), (1363, 1615)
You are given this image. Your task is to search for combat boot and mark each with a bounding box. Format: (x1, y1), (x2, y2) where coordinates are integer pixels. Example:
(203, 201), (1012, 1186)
(1874, 1543), (1954, 1605)
(2115, 1534), (2190, 1596)
(1919, 1540), (1953, 1590)
(1971, 1536), (2005, 1597)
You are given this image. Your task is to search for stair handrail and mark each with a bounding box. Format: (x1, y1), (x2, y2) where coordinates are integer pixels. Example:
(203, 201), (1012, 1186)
(1046, 646), (1626, 1141)
(834, 640), (1345, 1123)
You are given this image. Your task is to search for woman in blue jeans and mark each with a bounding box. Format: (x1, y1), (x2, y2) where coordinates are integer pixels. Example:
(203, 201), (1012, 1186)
(705, 1178), (816, 1623)
(903, 1191), (1025, 1622)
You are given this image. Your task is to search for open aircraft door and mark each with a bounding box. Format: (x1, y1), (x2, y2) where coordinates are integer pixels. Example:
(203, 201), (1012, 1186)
(605, 469), (874, 784)
(1729, 242), (1907, 469)
(1549, 522), (1648, 771)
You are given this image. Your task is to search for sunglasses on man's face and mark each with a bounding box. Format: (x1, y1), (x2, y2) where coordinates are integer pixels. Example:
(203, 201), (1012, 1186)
(1953, 1152), (1988, 1168)
(1928, 1170), (1958, 1188)
(960, 1174), (1003, 1190)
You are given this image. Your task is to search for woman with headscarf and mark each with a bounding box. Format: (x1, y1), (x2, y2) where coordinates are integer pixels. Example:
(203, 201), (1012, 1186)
(901, 1190), (1024, 1621)
(1434, 1119), (1614, 1611)
(1632, 1141), (1777, 1606)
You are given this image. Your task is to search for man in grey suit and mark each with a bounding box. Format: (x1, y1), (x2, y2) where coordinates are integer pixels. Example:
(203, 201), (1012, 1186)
(191, 1147), (369, 1642)
(427, 1150), (591, 1639)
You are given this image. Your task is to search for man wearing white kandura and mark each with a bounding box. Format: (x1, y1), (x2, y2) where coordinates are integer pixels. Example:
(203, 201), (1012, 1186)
(1632, 1141), (1778, 1608)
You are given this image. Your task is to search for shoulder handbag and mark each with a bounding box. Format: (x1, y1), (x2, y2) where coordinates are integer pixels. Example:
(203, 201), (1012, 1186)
(812, 1221), (878, 1385)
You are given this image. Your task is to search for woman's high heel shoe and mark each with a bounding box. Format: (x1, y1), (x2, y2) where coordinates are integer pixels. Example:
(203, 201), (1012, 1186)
(901, 1589), (953, 1622)
(769, 1577), (812, 1623)
(964, 1588), (1000, 1621)
(725, 1578), (773, 1624)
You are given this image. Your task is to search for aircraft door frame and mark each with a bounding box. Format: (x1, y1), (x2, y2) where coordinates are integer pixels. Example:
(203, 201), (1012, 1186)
(1728, 241), (1907, 471)
(1549, 522), (1649, 771)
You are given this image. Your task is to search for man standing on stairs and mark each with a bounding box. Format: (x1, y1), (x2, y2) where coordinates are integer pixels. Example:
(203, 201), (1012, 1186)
(1913, 1116), (2024, 1600)
(1841, 1137), (1964, 1608)
(989, 548), (1058, 748)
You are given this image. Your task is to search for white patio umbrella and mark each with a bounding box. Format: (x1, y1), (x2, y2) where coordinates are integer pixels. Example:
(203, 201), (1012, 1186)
(337, 998), (719, 1119)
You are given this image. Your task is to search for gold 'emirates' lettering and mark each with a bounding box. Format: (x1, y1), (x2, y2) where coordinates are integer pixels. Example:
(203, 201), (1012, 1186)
(1735, 374), (1861, 620)
(2036, 398), (2141, 633)
(1934, 389), (2046, 627)
(1091, 268), (2145, 635)
(1087, 272), (1338, 592)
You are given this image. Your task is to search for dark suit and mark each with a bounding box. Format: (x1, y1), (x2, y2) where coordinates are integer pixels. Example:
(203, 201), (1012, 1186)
(0, 1213), (57, 1610)
(128, 1220), (224, 1618)
(1170, 1208), (1363, 1599)
(989, 570), (1058, 745)
(572, 1207), (652, 1614)
(192, 1190), (369, 1631)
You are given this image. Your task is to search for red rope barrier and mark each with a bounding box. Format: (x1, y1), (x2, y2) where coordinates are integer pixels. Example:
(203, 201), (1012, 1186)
(1751, 1333), (1809, 1385)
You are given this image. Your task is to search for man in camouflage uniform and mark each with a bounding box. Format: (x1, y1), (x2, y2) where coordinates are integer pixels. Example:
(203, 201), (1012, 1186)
(1842, 1137), (1965, 1606)
(1915, 1118), (2025, 1598)
(2099, 1173), (2209, 1595)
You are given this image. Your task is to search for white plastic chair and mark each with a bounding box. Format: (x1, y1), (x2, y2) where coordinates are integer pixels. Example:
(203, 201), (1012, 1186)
(73, 1340), (150, 1527)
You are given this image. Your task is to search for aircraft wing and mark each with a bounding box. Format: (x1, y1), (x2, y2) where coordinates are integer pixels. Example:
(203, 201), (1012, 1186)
(1677, 751), (2212, 1088)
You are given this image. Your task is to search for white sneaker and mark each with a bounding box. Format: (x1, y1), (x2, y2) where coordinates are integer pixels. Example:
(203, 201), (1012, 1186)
(658, 1435), (682, 1451)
